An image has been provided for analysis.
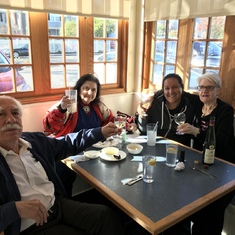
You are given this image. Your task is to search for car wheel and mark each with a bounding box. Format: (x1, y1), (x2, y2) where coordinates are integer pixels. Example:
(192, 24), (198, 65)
(14, 52), (19, 58)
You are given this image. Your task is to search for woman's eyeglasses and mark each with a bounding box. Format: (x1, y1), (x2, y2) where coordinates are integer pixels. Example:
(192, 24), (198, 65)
(197, 85), (218, 91)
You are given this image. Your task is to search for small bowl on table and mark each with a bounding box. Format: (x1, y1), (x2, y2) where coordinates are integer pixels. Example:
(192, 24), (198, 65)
(126, 143), (143, 154)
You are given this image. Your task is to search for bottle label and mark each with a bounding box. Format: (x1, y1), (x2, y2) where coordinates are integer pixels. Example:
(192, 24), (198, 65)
(204, 148), (215, 164)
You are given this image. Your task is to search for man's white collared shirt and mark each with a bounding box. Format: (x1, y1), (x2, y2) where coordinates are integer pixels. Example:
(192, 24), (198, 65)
(0, 138), (55, 231)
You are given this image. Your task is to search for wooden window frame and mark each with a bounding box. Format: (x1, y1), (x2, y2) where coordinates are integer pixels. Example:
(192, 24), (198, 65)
(3, 12), (128, 104)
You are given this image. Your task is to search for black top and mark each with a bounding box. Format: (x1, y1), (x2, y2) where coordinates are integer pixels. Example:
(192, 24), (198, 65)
(137, 91), (200, 147)
(191, 98), (235, 163)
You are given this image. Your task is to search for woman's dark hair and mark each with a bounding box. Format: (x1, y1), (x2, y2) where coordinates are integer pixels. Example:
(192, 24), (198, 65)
(162, 73), (184, 90)
(73, 74), (101, 104)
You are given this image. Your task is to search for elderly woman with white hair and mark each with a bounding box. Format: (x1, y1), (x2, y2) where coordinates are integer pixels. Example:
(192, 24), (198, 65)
(178, 72), (235, 163)
(178, 72), (235, 235)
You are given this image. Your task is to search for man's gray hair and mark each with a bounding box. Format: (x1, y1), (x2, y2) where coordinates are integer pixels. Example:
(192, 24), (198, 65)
(0, 95), (23, 115)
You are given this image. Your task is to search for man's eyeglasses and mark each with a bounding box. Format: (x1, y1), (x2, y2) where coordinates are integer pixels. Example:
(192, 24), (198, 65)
(197, 85), (218, 91)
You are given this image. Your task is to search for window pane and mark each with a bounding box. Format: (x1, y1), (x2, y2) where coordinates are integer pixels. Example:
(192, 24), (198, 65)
(106, 19), (117, 38)
(168, 20), (178, 39)
(156, 20), (166, 38)
(12, 39), (31, 64)
(193, 18), (208, 39)
(205, 41), (222, 67)
(209, 16), (225, 39)
(189, 68), (203, 89)
(94, 63), (104, 84)
(48, 14), (62, 36)
(94, 40), (105, 59)
(66, 64), (79, 87)
(0, 10), (9, 34)
(65, 39), (78, 62)
(191, 41), (204, 66)
(49, 39), (63, 60)
(152, 64), (163, 87)
(16, 66), (33, 91)
(10, 11), (29, 35)
(50, 65), (65, 88)
(94, 18), (104, 38)
(166, 41), (177, 59)
(106, 63), (117, 83)
(64, 15), (78, 37)
(164, 65), (175, 76)
(155, 52), (164, 62)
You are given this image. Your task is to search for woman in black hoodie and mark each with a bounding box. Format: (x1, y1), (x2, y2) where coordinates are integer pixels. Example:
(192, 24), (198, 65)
(137, 73), (199, 147)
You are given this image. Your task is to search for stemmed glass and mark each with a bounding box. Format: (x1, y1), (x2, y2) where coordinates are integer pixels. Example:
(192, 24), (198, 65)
(114, 116), (127, 146)
(174, 113), (186, 135)
(114, 115), (126, 129)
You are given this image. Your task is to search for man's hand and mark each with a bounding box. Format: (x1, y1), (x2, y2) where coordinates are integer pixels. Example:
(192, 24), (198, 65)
(15, 199), (49, 226)
(101, 122), (122, 138)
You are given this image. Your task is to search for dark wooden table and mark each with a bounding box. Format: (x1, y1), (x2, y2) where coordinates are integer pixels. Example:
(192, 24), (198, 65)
(71, 139), (235, 235)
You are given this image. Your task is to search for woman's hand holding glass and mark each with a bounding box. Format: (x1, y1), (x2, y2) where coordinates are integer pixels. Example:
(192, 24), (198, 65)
(174, 113), (186, 135)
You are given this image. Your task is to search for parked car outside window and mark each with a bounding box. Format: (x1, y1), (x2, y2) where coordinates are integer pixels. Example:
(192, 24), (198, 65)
(0, 51), (30, 92)
(3, 44), (29, 58)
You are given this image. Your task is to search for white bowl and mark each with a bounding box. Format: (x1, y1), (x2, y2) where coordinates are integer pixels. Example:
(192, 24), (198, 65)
(101, 147), (119, 157)
(84, 150), (100, 159)
(126, 144), (143, 154)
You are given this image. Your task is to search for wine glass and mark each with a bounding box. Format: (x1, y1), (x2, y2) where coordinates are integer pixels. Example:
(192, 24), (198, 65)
(114, 116), (127, 146)
(114, 115), (126, 129)
(174, 113), (186, 135)
(140, 91), (154, 117)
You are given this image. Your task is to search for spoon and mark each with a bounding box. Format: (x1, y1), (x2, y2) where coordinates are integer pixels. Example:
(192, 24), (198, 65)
(191, 166), (220, 181)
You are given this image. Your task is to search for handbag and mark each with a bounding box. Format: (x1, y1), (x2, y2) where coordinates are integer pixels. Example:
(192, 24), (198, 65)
(116, 110), (135, 124)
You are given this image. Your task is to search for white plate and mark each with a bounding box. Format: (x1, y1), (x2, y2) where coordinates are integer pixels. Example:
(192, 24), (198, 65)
(99, 150), (126, 161)
(92, 139), (121, 148)
(84, 150), (100, 159)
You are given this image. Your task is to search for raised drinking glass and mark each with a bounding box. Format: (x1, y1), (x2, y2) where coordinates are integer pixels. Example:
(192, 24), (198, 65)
(174, 113), (186, 135)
